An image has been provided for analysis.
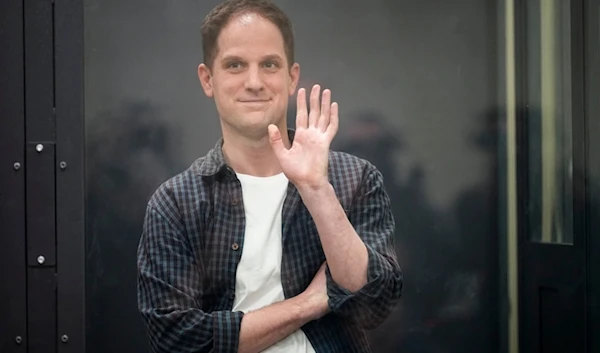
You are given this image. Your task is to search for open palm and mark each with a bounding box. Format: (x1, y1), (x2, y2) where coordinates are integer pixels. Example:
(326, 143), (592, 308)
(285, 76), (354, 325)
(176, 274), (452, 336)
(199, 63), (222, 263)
(268, 85), (339, 189)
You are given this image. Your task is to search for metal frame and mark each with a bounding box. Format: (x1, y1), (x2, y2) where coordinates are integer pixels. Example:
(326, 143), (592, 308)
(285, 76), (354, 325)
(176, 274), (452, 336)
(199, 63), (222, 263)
(513, 2), (530, 348)
(0, 0), (85, 352)
(515, 0), (588, 352)
(55, 0), (86, 352)
(24, 0), (58, 349)
(497, 1), (519, 352)
(584, 0), (600, 351)
(0, 0), (27, 352)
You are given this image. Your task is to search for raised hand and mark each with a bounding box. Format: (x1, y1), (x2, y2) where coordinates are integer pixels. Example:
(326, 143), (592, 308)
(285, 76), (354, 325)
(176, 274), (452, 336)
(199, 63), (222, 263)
(268, 84), (339, 190)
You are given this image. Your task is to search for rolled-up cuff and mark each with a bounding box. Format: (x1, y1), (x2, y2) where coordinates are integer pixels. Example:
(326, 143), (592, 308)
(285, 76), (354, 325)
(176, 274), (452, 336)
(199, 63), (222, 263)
(326, 245), (385, 311)
(213, 310), (245, 353)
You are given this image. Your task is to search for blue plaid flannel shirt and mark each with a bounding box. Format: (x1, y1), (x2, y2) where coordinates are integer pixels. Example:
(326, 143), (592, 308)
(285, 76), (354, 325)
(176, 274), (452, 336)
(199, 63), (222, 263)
(137, 130), (403, 352)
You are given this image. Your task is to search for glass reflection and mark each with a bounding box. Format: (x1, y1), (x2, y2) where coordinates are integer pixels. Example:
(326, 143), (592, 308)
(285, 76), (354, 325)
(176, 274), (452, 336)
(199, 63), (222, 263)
(526, 0), (574, 244)
(84, 1), (501, 352)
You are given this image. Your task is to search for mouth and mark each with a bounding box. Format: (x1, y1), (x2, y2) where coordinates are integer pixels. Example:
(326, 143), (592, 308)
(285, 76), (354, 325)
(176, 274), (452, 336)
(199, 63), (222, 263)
(238, 99), (271, 110)
(239, 99), (271, 103)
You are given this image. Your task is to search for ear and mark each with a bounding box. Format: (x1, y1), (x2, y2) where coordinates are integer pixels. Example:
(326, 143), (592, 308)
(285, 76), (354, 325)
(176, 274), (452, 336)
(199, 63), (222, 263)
(198, 63), (214, 98)
(288, 62), (300, 96)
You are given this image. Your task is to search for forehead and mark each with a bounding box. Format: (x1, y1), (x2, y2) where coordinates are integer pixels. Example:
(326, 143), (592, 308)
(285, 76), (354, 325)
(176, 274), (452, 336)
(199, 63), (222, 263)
(216, 12), (286, 58)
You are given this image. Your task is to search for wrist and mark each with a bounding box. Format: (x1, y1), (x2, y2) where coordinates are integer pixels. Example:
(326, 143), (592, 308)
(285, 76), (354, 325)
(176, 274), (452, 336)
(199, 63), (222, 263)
(296, 180), (334, 201)
(293, 292), (321, 322)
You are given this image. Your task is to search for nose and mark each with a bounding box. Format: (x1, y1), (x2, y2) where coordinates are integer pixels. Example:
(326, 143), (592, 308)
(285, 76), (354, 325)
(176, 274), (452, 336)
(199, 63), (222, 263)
(244, 65), (264, 92)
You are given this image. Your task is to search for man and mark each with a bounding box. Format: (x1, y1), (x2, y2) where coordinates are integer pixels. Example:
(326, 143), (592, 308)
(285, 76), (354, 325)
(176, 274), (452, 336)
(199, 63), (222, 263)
(136, 0), (402, 352)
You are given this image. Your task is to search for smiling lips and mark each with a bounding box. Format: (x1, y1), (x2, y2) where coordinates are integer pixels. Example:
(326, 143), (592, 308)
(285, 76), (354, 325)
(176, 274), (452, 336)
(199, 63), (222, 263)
(239, 99), (271, 109)
(239, 99), (270, 103)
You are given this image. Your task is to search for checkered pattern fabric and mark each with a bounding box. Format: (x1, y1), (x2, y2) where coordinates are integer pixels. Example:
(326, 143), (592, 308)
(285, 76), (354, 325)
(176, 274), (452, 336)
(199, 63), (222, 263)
(137, 130), (402, 353)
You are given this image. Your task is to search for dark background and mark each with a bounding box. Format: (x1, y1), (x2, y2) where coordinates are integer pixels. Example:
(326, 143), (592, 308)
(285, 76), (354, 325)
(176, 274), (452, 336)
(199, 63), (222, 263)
(83, 1), (499, 352)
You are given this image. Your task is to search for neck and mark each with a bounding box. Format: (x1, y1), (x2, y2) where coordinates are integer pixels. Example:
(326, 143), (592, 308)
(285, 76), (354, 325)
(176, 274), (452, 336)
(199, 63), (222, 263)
(221, 123), (291, 177)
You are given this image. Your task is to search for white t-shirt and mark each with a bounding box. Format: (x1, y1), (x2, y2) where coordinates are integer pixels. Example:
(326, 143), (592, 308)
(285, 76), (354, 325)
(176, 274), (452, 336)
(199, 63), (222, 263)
(233, 172), (316, 353)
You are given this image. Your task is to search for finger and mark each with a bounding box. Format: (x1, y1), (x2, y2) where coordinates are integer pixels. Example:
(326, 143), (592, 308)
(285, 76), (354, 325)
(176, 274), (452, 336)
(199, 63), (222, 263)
(326, 102), (339, 139)
(296, 88), (308, 129)
(268, 124), (287, 159)
(308, 84), (321, 127)
(318, 89), (331, 131)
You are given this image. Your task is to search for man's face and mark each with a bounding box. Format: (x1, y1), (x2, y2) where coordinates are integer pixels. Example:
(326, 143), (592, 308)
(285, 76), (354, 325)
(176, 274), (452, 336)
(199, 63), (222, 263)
(198, 13), (299, 138)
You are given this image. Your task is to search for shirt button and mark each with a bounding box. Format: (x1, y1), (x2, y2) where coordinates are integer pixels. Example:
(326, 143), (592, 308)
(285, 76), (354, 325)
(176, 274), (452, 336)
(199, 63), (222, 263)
(231, 243), (240, 251)
(232, 198), (238, 205)
(230, 292), (235, 299)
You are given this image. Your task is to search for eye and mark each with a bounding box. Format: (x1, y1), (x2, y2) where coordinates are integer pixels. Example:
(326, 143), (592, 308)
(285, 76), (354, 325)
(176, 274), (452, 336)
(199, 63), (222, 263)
(263, 61), (279, 70)
(226, 61), (243, 70)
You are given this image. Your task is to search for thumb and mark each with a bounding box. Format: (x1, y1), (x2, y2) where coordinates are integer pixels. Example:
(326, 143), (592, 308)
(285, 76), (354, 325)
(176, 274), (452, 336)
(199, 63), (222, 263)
(268, 124), (287, 158)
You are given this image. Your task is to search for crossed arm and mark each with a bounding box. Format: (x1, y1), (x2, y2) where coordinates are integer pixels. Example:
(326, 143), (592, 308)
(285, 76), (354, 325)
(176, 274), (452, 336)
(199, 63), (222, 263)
(137, 165), (401, 353)
(137, 205), (329, 353)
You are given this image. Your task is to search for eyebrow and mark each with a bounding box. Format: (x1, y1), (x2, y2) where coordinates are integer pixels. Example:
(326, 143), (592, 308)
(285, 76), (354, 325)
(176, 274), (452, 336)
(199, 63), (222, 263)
(262, 54), (284, 62)
(221, 55), (244, 63)
(221, 54), (284, 63)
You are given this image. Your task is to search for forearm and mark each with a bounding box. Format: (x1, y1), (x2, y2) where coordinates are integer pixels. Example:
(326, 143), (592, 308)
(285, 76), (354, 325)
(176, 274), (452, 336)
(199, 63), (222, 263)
(298, 183), (369, 293)
(238, 295), (314, 353)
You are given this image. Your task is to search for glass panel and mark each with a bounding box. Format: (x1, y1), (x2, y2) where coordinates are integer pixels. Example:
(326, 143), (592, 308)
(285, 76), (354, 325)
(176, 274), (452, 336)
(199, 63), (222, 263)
(84, 1), (504, 352)
(527, 0), (574, 244)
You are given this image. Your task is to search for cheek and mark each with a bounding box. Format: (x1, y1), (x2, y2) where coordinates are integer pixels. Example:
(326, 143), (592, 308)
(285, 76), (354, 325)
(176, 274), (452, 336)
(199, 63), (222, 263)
(268, 76), (289, 95)
(212, 72), (240, 92)
(211, 86), (231, 112)
(213, 82), (238, 105)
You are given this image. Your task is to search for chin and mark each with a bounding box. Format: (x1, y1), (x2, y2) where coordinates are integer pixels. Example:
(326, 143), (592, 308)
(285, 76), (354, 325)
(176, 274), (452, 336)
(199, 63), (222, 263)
(236, 125), (272, 140)
(223, 110), (284, 136)
(244, 109), (281, 125)
(236, 117), (273, 136)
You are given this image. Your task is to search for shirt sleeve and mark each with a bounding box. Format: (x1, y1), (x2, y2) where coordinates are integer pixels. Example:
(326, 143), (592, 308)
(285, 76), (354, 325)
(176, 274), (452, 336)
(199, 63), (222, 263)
(137, 203), (244, 353)
(326, 163), (403, 329)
